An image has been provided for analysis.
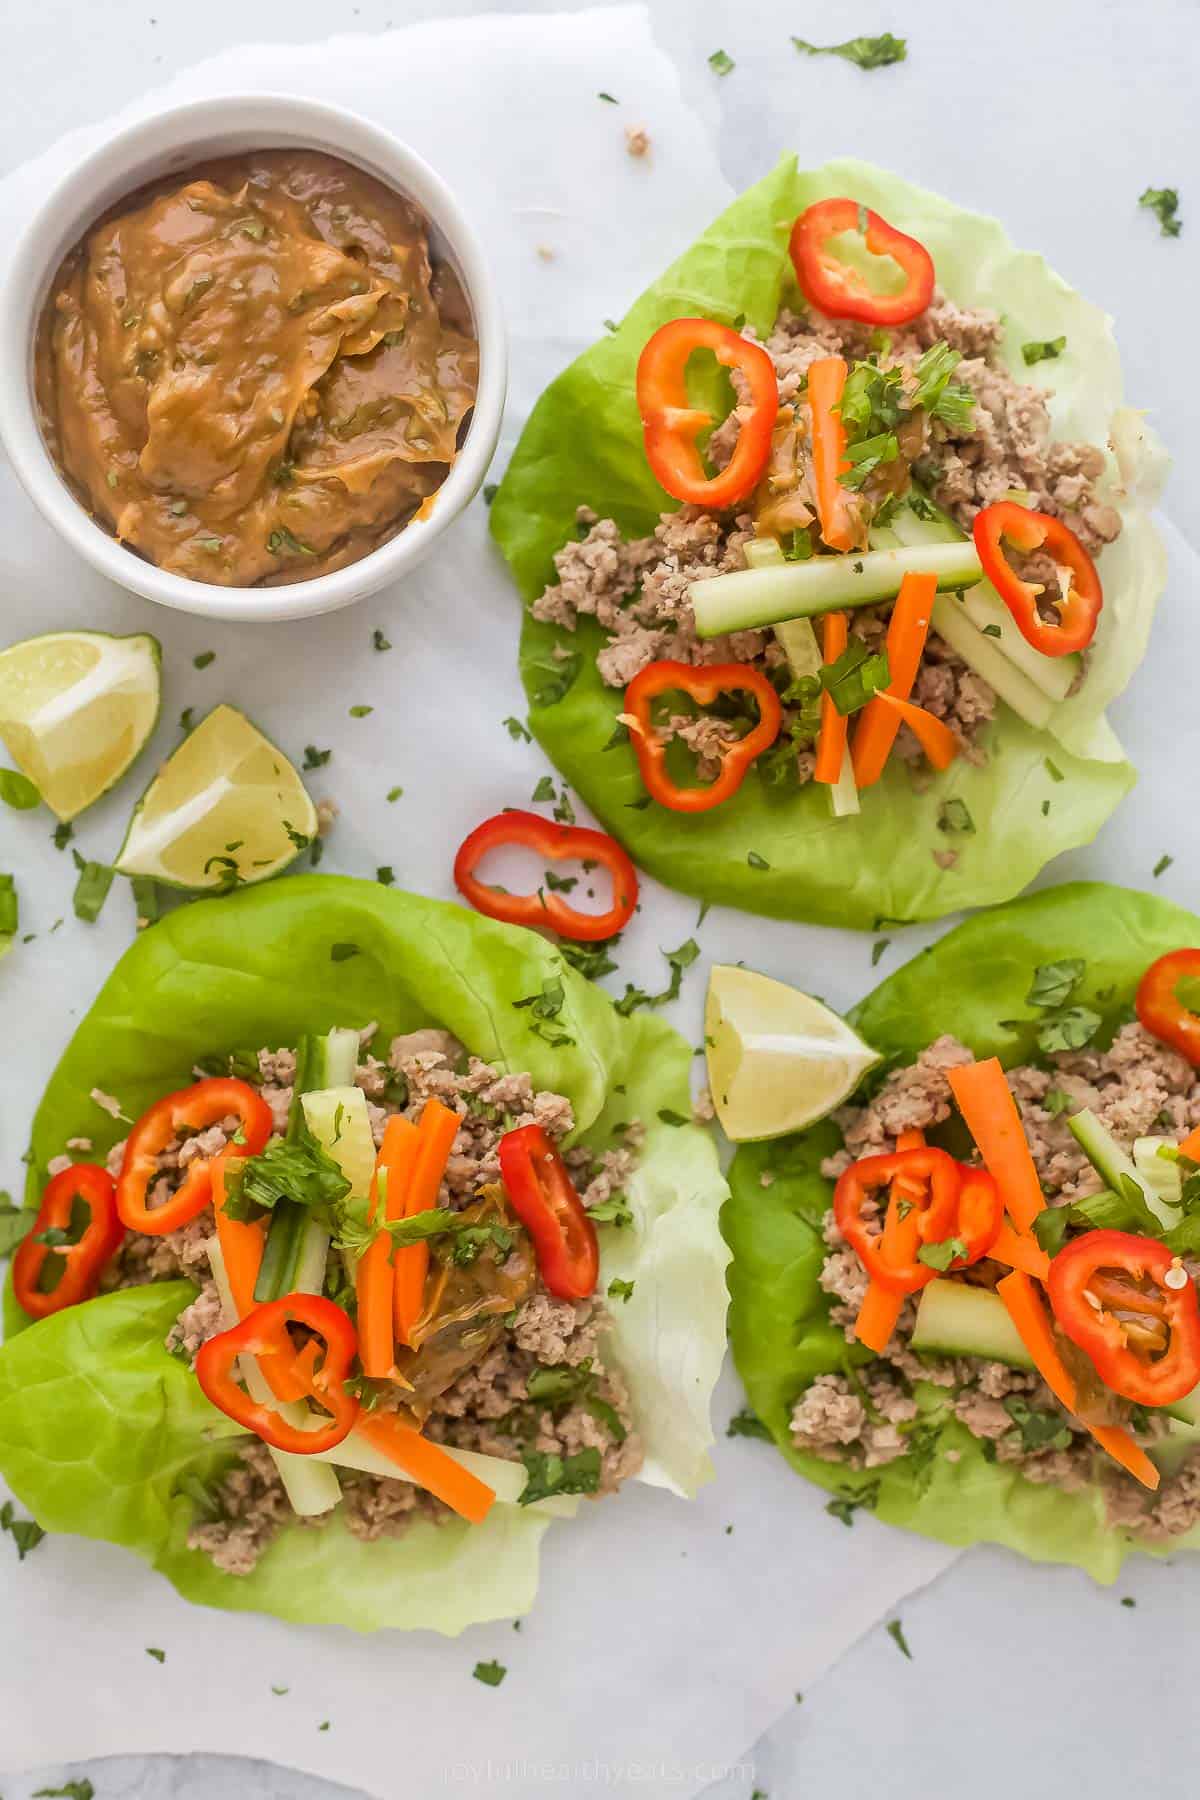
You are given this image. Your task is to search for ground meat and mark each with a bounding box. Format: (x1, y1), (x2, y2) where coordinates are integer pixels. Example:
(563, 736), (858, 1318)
(166, 1278), (224, 1362)
(822, 1034), (976, 1174)
(790, 1370), (917, 1468)
(186, 1442), (297, 1576)
(106, 1215), (215, 1289)
(340, 1475), (447, 1541)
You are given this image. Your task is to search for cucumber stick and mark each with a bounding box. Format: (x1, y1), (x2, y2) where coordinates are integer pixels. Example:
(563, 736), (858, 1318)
(1133, 1137), (1184, 1216)
(257, 1029), (363, 1302)
(302, 1085), (377, 1201)
(958, 584), (1078, 702)
(1067, 1108), (1176, 1227)
(910, 1280), (1035, 1371)
(930, 597), (1055, 730)
(314, 1435), (580, 1518)
(691, 540), (982, 637)
(208, 1239), (341, 1517)
(829, 746), (861, 817)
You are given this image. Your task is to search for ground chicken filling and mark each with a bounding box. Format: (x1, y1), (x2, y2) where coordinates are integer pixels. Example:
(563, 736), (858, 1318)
(533, 295), (1122, 797)
(793, 1024), (1200, 1538)
(74, 1028), (643, 1575)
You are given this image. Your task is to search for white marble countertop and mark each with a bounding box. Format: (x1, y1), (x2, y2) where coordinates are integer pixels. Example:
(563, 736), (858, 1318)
(3, 3), (1197, 1797)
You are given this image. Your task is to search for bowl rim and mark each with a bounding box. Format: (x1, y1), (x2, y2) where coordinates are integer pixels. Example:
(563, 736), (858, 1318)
(0, 91), (507, 623)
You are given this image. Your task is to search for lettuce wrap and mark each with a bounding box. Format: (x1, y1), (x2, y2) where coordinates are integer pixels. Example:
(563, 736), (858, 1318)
(723, 881), (1200, 1581)
(0, 875), (729, 1633)
(492, 157), (1168, 929)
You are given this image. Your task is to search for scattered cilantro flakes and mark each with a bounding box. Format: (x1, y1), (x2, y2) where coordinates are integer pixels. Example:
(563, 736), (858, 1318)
(386, 786), (403, 802)
(0, 768), (40, 811)
(473, 1659), (508, 1686)
(519, 1446), (601, 1504)
(272, 1684), (290, 1695)
(1, 1497), (46, 1561)
(1003, 1396), (1071, 1453)
(791, 31), (906, 68)
(559, 935), (621, 980)
(603, 318), (618, 334)
(937, 798), (975, 835)
(615, 937), (698, 1016)
(727, 1407), (773, 1441)
(747, 850), (770, 870)
(607, 1277), (635, 1303)
(1022, 336), (1066, 366)
(193, 649), (216, 669)
(146, 1646), (166, 1662)
(981, 622), (1002, 638)
(513, 976), (574, 1047)
(531, 774), (556, 803)
(871, 938), (890, 967)
(376, 866), (395, 887)
(349, 704), (373, 718)
(1036, 1006), (1101, 1054)
(318, 1720), (331, 1732)
(179, 708), (195, 732)
(826, 1495), (871, 1526)
(1045, 757), (1065, 782)
(483, 482), (499, 505)
(266, 524), (316, 557)
(330, 942), (360, 962)
(372, 628), (392, 652)
(1139, 186), (1182, 237)
(1026, 958), (1085, 1009)
(72, 855), (115, 923)
(886, 1618), (912, 1660)
(917, 1235), (967, 1272)
(708, 47), (735, 75)
(1154, 854), (1173, 878)
(657, 1107), (689, 1127)
(53, 821), (74, 850)
(303, 745), (331, 769)
(34, 1784), (95, 1800)
(597, 90), (618, 102)
(530, 646), (583, 708)
(821, 640), (890, 715)
(1120, 1596), (1137, 1609)
(504, 716), (531, 742)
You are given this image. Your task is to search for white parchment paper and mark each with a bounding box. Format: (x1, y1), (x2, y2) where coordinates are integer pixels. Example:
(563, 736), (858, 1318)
(0, 8), (1194, 1796)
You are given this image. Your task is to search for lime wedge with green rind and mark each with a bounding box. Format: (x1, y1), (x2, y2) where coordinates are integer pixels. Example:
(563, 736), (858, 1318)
(705, 963), (880, 1141)
(114, 703), (317, 890)
(0, 629), (161, 821)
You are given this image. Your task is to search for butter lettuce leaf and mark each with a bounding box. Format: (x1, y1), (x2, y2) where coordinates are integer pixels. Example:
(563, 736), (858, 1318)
(724, 881), (1200, 1580)
(492, 157), (1166, 928)
(0, 876), (728, 1631)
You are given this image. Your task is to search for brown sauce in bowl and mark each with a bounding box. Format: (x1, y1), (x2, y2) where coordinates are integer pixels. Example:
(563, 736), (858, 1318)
(34, 150), (479, 586)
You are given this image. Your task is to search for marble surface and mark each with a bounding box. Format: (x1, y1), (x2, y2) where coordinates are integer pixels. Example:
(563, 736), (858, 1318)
(2, 2), (1197, 1797)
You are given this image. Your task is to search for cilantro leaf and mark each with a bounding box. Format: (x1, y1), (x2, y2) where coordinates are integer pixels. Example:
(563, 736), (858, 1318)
(1139, 186), (1182, 238)
(1022, 336), (1066, 366)
(518, 1447), (602, 1504)
(791, 31), (906, 68)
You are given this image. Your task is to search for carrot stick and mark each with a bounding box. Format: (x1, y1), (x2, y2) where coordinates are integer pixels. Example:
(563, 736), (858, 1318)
(852, 1130), (925, 1352)
(357, 1115), (420, 1380)
(989, 1218), (1051, 1282)
(394, 1098), (462, 1346)
(807, 355), (856, 552)
(996, 1271), (1077, 1413)
(1088, 1423), (1160, 1492)
(358, 1411), (496, 1524)
(871, 692), (958, 771)
(852, 572), (938, 788)
(212, 1154), (267, 1320)
(946, 1058), (1045, 1232)
(1178, 1126), (1200, 1163)
(813, 611), (849, 783)
(854, 1283), (903, 1354)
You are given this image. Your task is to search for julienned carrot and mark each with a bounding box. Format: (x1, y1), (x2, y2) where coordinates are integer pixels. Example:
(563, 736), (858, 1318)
(946, 1058), (1045, 1232)
(996, 1271), (1077, 1413)
(394, 1098), (462, 1346)
(358, 1410), (495, 1524)
(807, 355), (856, 552)
(1088, 1423), (1160, 1492)
(357, 1115), (420, 1379)
(1179, 1126), (1200, 1163)
(872, 692), (958, 771)
(212, 1154), (266, 1319)
(997, 1272), (1159, 1490)
(813, 611), (849, 784)
(853, 1130), (925, 1353)
(989, 1218), (1051, 1282)
(851, 572), (938, 787)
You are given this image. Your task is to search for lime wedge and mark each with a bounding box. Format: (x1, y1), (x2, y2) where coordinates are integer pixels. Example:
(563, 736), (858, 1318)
(115, 704), (317, 890)
(0, 629), (161, 821)
(705, 964), (879, 1141)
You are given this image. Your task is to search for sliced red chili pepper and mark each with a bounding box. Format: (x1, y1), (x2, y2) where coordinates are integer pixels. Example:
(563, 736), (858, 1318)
(1136, 949), (1200, 1068)
(453, 810), (638, 943)
(498, 1123), (598, 1301)
(12, 1163), (124, 1320)
(117, 1076), (274, 1236)
(195, 1293), (360, 1454)
(834, 1146), (993, 1293)
(636, 317), (778, 509)
(973, 501), (1102, 657)
(1047, 1229), (1200, 1407)
(624, 660), (782, 813)
(789, 198), (935, 327)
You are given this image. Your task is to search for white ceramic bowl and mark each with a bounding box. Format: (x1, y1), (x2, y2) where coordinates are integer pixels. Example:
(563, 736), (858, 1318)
(0, 93), (506, 622)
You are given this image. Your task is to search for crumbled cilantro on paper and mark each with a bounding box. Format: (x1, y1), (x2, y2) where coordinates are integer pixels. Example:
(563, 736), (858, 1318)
(792, 31), (906, 68)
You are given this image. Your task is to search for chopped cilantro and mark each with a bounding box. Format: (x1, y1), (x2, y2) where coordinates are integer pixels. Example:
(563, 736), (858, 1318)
(473, 1659), (508, 1686)
(1003, 1396), (1071, 1453)
(708, 47), (735, 75)
(1026, 958), (1085, 1009)
(504, 716), (531, 742)
(886, 1618), (912, 1660)
(1022, 336), (1066, 366)
(615, 937), (698, 1016)
(266, 525), (316, 557)
(937, 798), (975, 835)
(179, 708), (195, 732)
(871, 938), (890, 966)
(791, 31), (906, 68)
(519, 1447), (601, 1504)
(53, 822), (75, 851)
(558, 936), (621, 980)
(820, 640), (890, 715)
(349, 704), (373, 718)
(1, 1497), (46, 1561)
(597, 90), (618, 102)
(34, 1785), (94, 1800)
(483, 482), (499, 505)
(303, 745), (331, 769)
(747, 850), (770, 870)
(221, 1135), (351, 1223)
(330, 942), (360, 962)
(386, 786), (403, 802)
(607, 1277), (635, 1302)
(1139, 186), (1182, 238)
(372, 628), (392, 652)
(193, 649), (216, 669)
(1036, 1006), (1101, 1054)
(531, 774), (556, 803)
(376, 865), (395, 886)
(727, 1407), (772, 1441)
(71, 852), (115, 922)
(513, 975), (574, 1047)
(146, 1646), (166, 1663)
(529, 647), (583, 708)
(657, 1108), (689, 1127)
(1045, 757), (1065, 782)
(1154, 854), (1173, 878)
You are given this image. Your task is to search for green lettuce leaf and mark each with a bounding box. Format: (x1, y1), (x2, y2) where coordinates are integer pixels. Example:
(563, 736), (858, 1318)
(0, 875), (729, 1631)
(724, 881), (1200, 1581)
(492, 157), (1166, 928)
